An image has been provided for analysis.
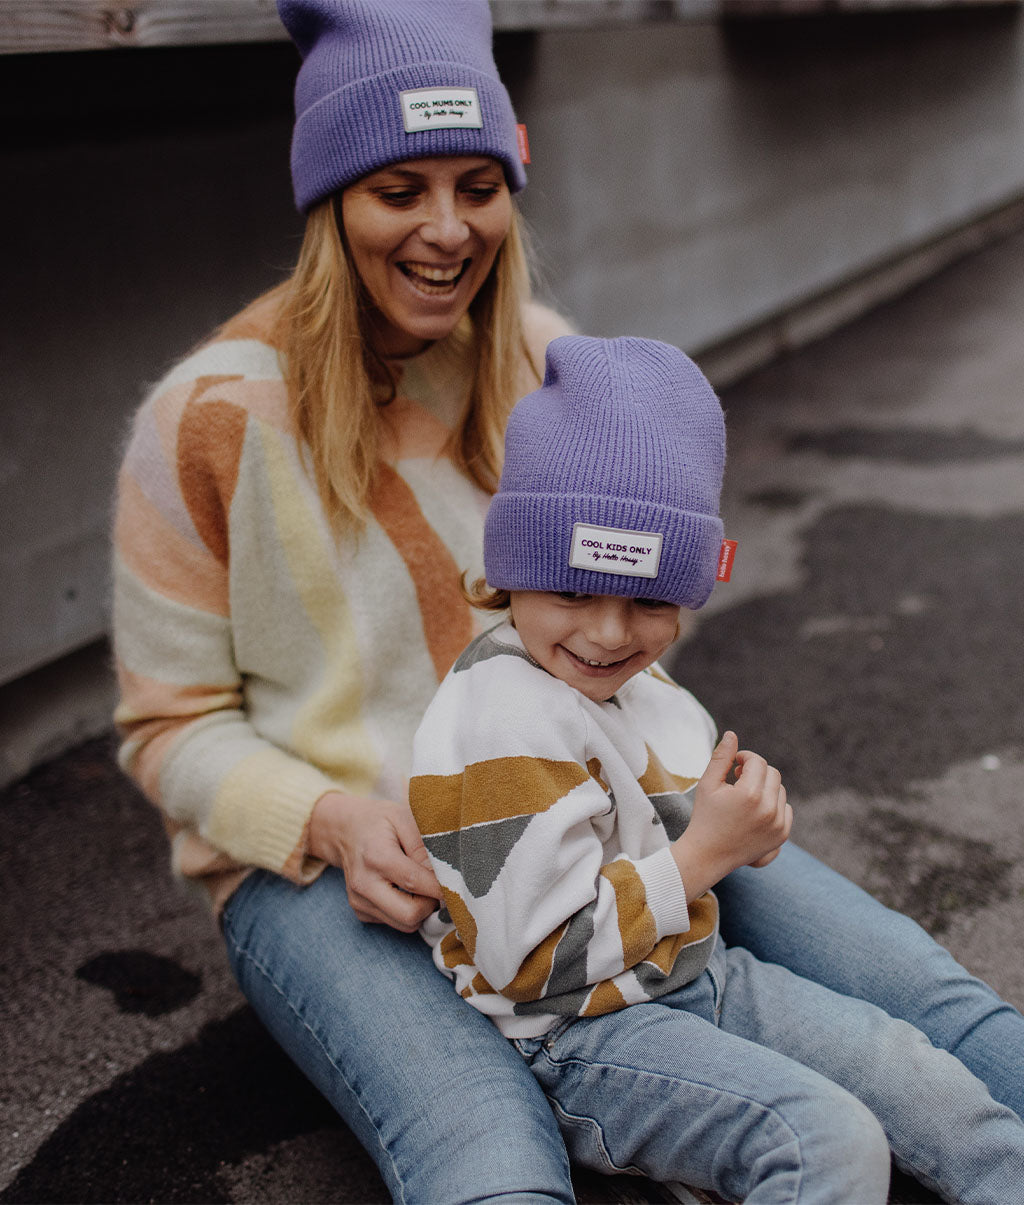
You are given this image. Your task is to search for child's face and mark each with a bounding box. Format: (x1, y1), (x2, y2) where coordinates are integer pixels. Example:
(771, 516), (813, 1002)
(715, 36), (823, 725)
(508, 591), (681, 703)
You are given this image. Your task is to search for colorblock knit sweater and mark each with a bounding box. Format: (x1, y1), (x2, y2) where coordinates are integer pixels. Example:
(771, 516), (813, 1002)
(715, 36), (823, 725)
(112, 293), (570, 911)
(409, 621), (720, 1039)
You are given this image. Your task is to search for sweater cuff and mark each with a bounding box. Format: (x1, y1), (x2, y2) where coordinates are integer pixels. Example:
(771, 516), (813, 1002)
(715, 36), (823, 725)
(634, 846), (690, 939)
(205, 748), (335, 878)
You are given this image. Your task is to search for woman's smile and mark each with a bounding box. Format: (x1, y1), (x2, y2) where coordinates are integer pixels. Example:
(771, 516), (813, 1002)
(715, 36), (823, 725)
(342, 156), (512, 357)
(397, 259), (470, 293)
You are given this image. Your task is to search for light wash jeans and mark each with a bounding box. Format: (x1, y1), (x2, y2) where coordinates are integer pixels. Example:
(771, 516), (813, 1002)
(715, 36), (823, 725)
(222, 844), (1024, 1203)
(222, 866), (574, 1204)
(514, 936), (1024, 1204)
(717, 842), (1024, 1119)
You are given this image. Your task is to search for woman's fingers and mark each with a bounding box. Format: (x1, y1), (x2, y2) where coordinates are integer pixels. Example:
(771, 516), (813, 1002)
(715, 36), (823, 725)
(349, 883), (437, 930)
(392, 810), (443, 898)
(347, 818), (441, 929)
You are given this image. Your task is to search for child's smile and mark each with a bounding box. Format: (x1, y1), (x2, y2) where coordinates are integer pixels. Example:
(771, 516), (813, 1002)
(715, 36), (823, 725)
(509, 590), (681, 703)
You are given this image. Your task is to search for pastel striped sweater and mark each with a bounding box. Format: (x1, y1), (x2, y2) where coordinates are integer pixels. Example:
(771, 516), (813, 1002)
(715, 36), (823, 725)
(112, 294), (570, 911)
(409, 621), (720, 1039)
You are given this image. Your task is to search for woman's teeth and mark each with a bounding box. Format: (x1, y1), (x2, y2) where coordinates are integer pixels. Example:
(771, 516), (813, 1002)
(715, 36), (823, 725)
(400, 261), (466, 291)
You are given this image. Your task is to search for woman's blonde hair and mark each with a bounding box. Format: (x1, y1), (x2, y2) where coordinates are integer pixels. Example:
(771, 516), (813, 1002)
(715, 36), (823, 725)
(270, 195), (538, 532)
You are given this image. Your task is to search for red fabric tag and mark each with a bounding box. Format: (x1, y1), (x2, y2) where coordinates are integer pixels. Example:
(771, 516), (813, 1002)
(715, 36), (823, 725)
(716, 539), (737, 582)
(517, 124), (531, 165)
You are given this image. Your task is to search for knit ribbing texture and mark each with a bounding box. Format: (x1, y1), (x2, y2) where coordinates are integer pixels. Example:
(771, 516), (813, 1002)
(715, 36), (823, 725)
(484, 336), (726, 609)
(278, 0), (526, 210)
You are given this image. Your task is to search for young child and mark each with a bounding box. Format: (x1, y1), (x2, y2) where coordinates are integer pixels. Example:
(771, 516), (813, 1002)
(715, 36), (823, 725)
(409, 335), (1024, 1204)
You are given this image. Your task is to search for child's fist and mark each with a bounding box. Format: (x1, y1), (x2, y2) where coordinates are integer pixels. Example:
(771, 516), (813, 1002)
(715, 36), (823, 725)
(671, 732), (793, 902)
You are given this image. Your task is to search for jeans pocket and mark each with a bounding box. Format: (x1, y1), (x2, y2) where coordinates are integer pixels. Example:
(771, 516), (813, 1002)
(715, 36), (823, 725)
(511, 1036), (544, 1061)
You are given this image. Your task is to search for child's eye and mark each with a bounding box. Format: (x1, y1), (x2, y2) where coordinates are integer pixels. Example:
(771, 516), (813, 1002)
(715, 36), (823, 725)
(635, 598), (673, 610)
(557, 591), (590, 602)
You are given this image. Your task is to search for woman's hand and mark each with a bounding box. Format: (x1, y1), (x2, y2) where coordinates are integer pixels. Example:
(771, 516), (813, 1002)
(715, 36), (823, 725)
(309, 790), (442, 931)
(671, 731), (792, 903)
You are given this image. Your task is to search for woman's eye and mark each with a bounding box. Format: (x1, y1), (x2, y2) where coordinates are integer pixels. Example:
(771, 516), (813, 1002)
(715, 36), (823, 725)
(377, 189), (418, 206)
(464, 184), (500, 203)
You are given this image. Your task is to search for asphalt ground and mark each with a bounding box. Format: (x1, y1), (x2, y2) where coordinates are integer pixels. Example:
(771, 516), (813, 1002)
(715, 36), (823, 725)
(4, 225), (1024, 1204)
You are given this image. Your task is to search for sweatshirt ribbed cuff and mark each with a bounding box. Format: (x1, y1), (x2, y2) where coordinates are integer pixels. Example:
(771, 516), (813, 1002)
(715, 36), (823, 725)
(634, 845), (690, 939)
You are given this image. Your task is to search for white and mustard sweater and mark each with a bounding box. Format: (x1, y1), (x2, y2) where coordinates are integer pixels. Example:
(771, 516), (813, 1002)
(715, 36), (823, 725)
(410, 621), (720, 1039)
(112, 294), (570, 912)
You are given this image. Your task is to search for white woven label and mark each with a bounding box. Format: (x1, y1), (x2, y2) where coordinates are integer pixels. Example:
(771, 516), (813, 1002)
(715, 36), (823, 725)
(569, 523), (663, 578)
(400, 87), (482, 132)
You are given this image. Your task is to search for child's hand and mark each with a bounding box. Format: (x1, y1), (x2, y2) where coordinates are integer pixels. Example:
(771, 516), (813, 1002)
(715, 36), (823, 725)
(670, 731), (792, 903)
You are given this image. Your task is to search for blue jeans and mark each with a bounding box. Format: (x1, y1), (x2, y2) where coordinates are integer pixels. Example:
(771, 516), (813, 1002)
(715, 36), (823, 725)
(515, 938), (1024, 1204)
(223, 845), (1024, 1202)
(221, 866), (574, 1204)
(716, 842), (1024, 1118)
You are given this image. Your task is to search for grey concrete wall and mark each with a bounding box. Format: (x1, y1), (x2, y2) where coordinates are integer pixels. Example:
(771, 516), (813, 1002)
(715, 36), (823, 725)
(508, 6), (1024, 350)
(0, 44), (303, 686)
(4, 6), (1024, 690)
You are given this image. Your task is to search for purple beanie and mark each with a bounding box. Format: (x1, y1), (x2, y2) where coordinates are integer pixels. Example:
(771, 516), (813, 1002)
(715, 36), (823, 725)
(277, 0), (526, 212)
(484, 336), (726, 610)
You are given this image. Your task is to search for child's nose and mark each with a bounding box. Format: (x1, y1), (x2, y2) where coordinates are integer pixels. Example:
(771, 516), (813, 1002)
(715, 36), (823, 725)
(587, 599), (631, 648)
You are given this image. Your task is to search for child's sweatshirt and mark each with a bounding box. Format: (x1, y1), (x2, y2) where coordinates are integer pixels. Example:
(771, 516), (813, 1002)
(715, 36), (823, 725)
(410, 620), (720, 1039)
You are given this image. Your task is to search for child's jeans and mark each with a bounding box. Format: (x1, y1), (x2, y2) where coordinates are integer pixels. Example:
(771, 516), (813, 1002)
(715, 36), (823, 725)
(514, 937), (1024, 1204)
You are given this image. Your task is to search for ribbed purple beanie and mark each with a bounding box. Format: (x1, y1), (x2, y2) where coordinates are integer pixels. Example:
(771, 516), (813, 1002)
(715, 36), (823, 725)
(484, 336), (726, 610)
(277, 0), (526, 212)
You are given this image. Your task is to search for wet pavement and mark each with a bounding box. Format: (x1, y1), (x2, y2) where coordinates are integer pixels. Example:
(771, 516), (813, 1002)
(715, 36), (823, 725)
(4, 225), (1024, 1204)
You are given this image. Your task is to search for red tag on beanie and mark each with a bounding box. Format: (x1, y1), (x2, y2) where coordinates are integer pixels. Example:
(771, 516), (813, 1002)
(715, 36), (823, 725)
(517, 124), (531, 164)
(717, 539), (737, 582)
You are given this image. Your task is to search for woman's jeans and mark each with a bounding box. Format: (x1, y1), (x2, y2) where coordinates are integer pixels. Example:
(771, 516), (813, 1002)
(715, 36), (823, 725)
(515, 938), (1024, 1204)
(223, 843), (1024, 1203)
(222, 866), (575, 1204)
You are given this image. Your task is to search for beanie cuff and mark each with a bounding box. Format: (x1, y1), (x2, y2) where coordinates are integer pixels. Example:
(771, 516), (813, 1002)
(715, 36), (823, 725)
(291, 61), (526, 210)
(484, 493), (725, 610)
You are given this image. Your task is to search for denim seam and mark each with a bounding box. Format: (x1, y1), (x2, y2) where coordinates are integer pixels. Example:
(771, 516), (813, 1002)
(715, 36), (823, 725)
(539, 1050), (805, 1196)
(221, 914), (410, 1205)
(546, 1097), (642, 1176)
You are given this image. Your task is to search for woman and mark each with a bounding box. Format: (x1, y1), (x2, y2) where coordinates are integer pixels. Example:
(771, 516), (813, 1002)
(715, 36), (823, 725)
(112, 0), (1024, 1200)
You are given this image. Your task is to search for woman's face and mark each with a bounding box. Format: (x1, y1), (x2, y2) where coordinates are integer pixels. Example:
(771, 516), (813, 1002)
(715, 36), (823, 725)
(341, 155), (513, 358)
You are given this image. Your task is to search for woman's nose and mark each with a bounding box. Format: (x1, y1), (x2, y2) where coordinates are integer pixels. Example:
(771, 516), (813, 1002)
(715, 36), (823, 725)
(420, 194), (470, 250)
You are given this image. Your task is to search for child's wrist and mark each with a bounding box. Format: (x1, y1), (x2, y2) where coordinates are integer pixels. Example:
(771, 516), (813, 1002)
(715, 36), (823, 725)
(670, 835), (723, 903)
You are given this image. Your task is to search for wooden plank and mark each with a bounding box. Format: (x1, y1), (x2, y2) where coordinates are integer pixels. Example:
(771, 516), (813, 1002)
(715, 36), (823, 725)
(3, 0), (1011, 57)
(5, 0), (1019, 56)
(0, 1), (288, 55)
(0, 0), (684, 53)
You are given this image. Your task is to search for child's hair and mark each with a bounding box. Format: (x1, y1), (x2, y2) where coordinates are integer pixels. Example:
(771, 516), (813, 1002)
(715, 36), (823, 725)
(462, 574), (511, 612)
